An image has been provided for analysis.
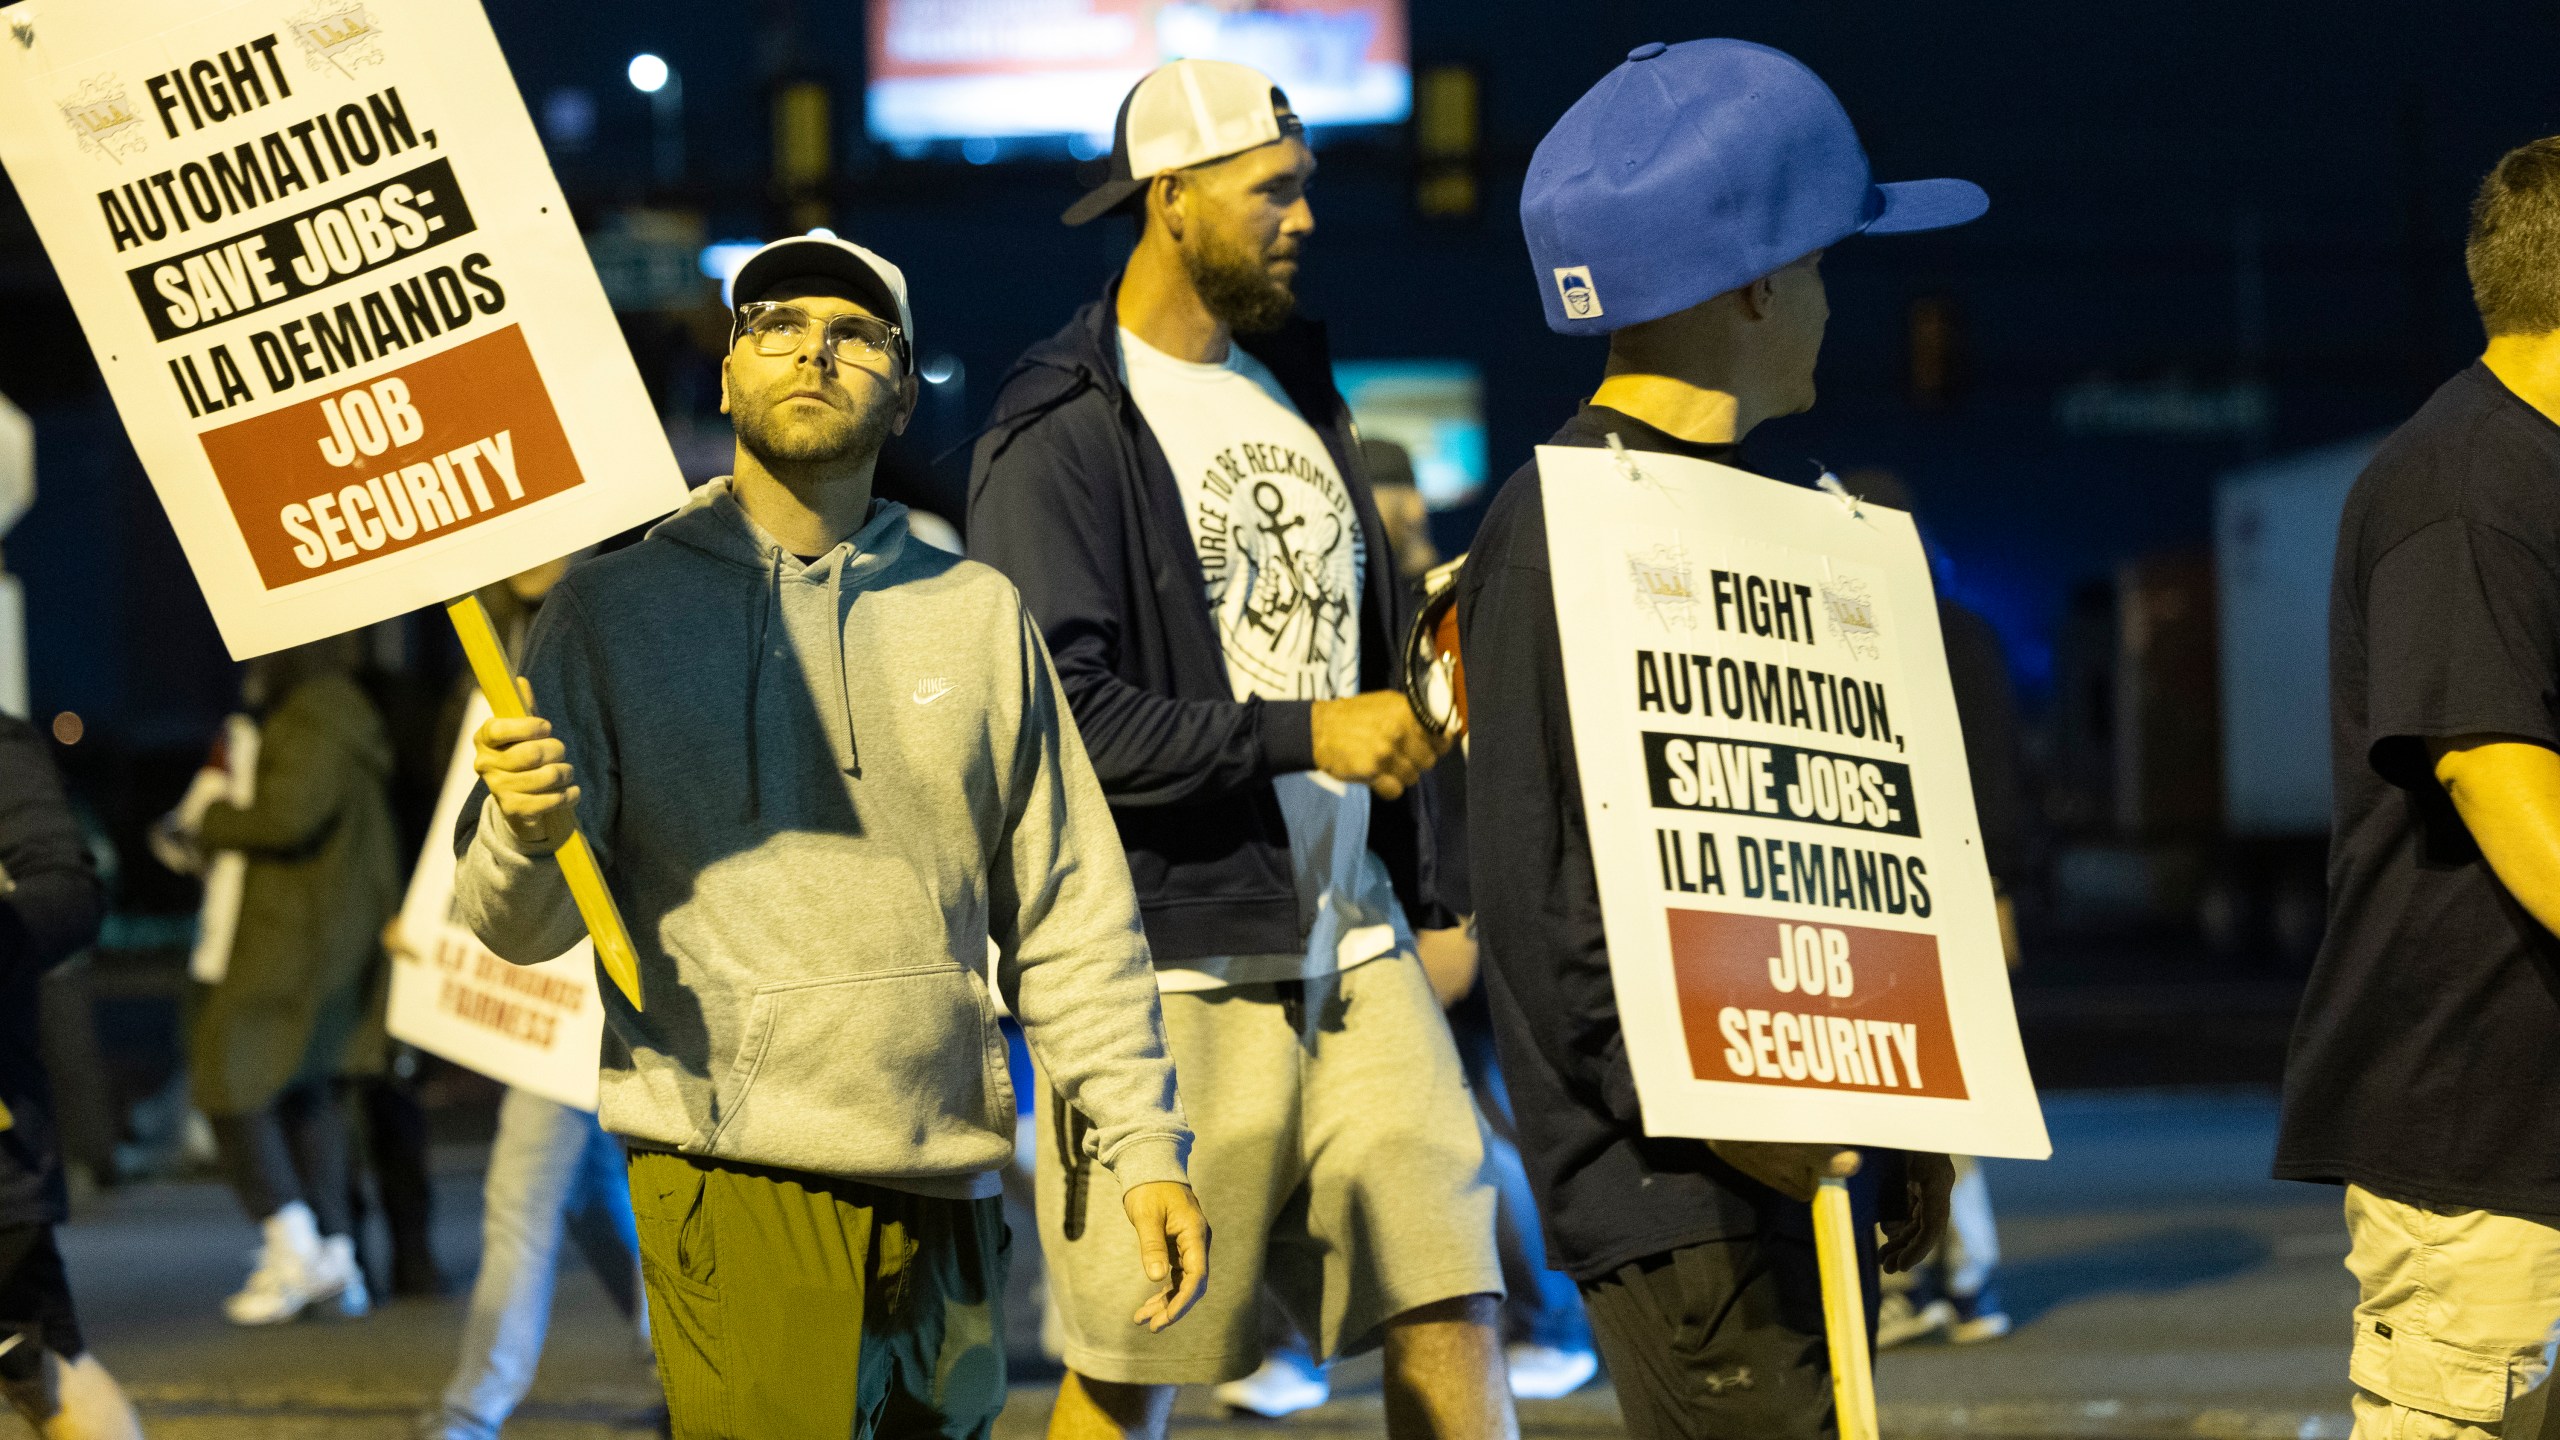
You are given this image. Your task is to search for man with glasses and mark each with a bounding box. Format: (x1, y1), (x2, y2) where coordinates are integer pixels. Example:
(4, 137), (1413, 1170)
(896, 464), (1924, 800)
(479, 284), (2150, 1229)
(456, 235), (1206, 1438)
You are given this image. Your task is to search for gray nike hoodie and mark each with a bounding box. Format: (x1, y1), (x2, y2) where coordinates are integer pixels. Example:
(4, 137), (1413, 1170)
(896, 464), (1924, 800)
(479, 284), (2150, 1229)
(454, 479), (1188, 1198)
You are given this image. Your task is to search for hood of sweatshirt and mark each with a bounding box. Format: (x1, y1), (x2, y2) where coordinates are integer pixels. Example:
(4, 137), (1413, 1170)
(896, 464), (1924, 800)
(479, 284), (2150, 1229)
(650, 478), (910, 794)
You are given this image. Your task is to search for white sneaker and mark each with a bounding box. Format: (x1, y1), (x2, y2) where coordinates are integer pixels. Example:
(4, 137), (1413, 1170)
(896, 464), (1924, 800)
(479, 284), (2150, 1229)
(1875, 1293), (1954, 1350)
(1214, 1353), (1330, 1417)
(223, 1202), (334, 1326)
(1946, 1286), (2010, 1344)
(1506, 1343), (1598, 1399)
(319, 1234), (371, 1318)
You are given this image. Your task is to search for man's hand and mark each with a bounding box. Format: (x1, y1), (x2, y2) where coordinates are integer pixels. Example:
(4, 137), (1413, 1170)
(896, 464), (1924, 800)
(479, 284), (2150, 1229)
(1311, 691), (1445, 800)
(1122, 1181), (1210, 1332)
(473, 679), (580, 850)
(1881, 1152), (1955, 1272)
(1415, 922), (1479, 1009)
(1706, 1139), (1860, 1202)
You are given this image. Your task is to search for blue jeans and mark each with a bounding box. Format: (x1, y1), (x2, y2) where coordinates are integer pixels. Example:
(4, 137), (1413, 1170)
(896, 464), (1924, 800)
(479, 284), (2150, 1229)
(432, 1089), (644, 1440)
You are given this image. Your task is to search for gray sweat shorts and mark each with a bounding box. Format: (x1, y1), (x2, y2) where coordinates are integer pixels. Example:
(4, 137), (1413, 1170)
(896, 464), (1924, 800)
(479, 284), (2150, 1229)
(1033, 952), (1503, 1386)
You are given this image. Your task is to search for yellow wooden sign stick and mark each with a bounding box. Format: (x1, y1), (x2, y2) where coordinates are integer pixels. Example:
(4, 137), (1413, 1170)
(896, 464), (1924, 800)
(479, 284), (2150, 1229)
(1815, 1175), (1881, 1440)
(444, 593), (644, 1012)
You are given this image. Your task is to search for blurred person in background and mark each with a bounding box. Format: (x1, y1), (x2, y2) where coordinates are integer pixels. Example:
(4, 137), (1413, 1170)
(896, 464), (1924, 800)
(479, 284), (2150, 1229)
(418, 556), (653, 1440)
(2276, 137), (2560, 1440)
(341, 921), (441, 1301)
(1835, 471), (2026, 1351)
(2, 715), (143, 1438)
(1459, 41), (1965, 1436)
(970, 58), (1509, 1440)
(164, 634), (402, 1326)
(1216, 444), (1598, 1418)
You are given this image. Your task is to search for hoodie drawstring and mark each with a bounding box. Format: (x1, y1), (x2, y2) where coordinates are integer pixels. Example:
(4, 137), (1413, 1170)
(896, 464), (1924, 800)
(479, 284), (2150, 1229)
(825, 558), (858, 775)
(743, 549), (778, 821)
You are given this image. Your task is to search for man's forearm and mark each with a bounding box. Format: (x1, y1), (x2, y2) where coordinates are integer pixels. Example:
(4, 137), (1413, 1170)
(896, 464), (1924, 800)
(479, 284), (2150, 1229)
(453, 795), (588, 964)
(2434, 737), (2560, 937)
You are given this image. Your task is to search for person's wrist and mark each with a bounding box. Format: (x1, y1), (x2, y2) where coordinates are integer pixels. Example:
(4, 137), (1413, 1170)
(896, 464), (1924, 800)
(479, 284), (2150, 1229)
(1259, 698), (1319, 775)
(1105, 1135), (1190, 1192)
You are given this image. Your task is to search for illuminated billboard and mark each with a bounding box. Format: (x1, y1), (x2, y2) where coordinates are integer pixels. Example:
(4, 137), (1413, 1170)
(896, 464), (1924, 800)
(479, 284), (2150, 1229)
(867, 0), (1410, 152)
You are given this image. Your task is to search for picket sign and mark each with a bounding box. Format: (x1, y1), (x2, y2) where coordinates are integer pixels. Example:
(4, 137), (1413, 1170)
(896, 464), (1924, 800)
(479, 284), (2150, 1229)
(0, 0), (679, 1007)
(1538, 443), (2050, 1436)
(388, 685), (601, 1110)
(186, 713), (259, 983)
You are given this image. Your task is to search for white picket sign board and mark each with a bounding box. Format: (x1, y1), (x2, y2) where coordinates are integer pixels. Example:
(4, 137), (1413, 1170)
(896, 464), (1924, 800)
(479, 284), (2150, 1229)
(0, 0), (685, 658)
(388, 691), (600, 1110)
(1539, 445), (2048, 1159)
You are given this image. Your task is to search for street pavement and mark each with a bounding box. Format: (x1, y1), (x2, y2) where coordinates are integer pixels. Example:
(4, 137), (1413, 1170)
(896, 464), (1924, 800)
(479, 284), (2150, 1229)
(5, 1088), (2357, 1438)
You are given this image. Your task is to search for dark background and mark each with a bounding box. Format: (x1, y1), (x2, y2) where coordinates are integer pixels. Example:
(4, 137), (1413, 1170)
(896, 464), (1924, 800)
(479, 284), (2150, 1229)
(5, 1), (2553, 976)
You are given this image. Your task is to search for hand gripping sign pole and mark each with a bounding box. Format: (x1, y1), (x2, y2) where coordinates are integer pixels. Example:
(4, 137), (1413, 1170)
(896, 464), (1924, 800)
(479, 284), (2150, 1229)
(0, 0), (686, 1010)
(446, 592), (642, 1009)
(1526, 438), (2048, 1439)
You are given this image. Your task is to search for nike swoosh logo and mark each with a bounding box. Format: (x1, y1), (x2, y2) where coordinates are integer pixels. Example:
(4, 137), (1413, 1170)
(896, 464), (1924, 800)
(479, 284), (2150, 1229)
(912, 681), (956, 706)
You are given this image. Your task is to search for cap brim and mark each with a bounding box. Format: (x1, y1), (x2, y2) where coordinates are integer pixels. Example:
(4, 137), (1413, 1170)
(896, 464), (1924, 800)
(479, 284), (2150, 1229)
(1062, 176), (1147, 227)
(732, 240), (902, 328)
(1861, 178), (1989, 235)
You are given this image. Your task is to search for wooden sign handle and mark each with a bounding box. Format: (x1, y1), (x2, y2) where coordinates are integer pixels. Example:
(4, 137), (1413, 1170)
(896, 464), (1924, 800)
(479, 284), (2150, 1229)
(1815, 1174), (1881, 1440)
(444, 594), (644, 1012)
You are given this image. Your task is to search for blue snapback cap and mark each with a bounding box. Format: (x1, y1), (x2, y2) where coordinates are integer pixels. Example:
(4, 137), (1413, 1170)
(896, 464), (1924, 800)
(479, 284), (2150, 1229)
(1522, 39), (1987, 336)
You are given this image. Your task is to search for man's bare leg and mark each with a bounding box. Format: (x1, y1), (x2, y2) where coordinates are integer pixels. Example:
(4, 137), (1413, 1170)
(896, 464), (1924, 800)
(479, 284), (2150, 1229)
(1048, 1372), (1176, 1440)
(1382, 1294), (1515, 1440)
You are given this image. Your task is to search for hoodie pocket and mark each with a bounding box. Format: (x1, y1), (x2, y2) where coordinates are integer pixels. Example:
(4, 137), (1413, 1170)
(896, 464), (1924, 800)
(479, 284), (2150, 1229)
(708, 964), (1015, 1179)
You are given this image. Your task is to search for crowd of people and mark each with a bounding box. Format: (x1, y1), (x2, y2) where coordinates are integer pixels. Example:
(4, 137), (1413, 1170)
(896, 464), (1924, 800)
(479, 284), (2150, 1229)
(8, 30), (2560, 1440)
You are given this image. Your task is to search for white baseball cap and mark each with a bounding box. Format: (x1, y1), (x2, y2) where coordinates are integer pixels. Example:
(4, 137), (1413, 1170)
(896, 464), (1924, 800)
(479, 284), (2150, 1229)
(1062, 59), (1305, 226)
(727, 235), (915, 362)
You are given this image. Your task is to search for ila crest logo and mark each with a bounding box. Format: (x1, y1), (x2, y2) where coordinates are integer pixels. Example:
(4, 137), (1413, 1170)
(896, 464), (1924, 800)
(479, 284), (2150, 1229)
(58, 76), (148, 162)
(1554, 266), (1602, 320)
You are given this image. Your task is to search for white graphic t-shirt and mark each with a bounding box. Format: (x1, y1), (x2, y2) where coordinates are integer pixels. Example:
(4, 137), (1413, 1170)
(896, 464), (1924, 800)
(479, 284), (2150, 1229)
(1119, 326), (1411, 992)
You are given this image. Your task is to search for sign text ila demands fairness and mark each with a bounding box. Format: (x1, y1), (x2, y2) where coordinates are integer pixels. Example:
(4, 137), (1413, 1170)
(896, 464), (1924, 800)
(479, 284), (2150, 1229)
(389, 692), (602, 1111)
(1539, 446), (2047, 1159)
(0, 0), (685, 658)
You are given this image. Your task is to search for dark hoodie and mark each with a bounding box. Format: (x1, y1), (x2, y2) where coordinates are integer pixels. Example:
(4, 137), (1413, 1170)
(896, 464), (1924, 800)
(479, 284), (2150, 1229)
(0, 715), (104, 1226)
(967, 278), (1440, 961)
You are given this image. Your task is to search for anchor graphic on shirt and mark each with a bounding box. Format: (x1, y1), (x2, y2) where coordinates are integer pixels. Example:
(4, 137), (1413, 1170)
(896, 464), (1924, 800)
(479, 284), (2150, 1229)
(1236, 479), (1353, 679)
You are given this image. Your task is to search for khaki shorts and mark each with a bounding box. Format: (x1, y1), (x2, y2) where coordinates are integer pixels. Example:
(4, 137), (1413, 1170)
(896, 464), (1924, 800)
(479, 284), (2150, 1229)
(1034, 954), (1502, 1386)
(2344, 1183), (2560, 1437)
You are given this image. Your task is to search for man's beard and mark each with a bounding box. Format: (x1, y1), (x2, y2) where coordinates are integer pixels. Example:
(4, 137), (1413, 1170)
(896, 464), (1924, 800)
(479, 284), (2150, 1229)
(732, 382), (896, 468)
(1182, 225), (1297, 335)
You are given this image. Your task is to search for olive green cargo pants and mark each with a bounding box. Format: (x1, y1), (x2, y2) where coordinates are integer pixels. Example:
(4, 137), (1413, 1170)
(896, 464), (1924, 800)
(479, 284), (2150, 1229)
(627, 1150), (1009, 1439)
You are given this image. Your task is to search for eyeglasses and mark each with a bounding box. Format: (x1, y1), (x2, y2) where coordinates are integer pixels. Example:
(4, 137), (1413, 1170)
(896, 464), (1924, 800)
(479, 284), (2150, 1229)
(731, 302), (906, 369)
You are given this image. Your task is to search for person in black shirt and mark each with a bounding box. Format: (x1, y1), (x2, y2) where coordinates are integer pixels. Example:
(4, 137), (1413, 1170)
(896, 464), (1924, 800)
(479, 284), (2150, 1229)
(2274, 137), (2560, 1440)
(0, 714), (143, 1439)
(1462, 39), (1971, 1440)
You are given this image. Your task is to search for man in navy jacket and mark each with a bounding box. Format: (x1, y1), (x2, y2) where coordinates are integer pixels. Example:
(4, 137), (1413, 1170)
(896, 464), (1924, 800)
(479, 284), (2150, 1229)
(970, 57), (1509, 1440)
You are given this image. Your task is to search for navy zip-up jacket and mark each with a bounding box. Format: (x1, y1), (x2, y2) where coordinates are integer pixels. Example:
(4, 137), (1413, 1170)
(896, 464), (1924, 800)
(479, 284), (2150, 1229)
(967, 279), (1438, 961)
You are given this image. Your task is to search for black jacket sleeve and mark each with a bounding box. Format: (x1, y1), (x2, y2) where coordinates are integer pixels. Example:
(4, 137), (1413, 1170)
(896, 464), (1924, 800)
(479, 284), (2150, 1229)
(1460, 492), (1643, 1126)
(1938, 599), (2033, 887)
(0, 716), (103, 980)
(968, 380), (1316, 808)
